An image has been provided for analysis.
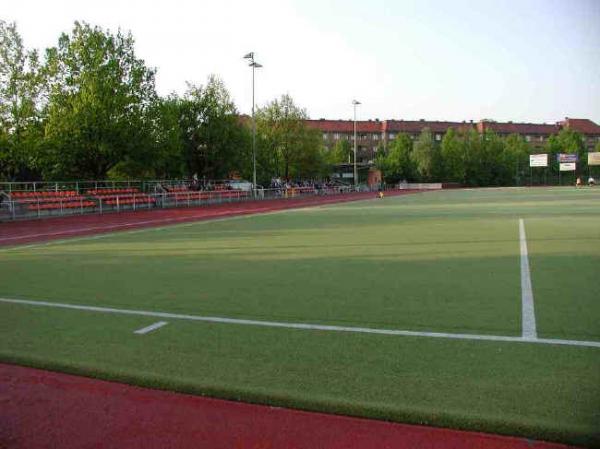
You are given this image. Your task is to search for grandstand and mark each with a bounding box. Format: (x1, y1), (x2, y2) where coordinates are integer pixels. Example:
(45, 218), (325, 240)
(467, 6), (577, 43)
(0, 179), (358, 221)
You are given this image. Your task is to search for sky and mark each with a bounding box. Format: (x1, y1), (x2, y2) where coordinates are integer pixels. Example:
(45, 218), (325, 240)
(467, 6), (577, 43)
(3, 0), (600, 124)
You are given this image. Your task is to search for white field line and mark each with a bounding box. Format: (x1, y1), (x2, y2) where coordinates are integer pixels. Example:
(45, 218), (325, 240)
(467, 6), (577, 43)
(519, 218), (537, 339)
(134, 321), (168, 335)
(0, 207), (312, 252)
(0, 195), (384, 252)
(0, 194), (400, 252)
(0, 192), (420, 248)
(0, 208), (274, 243)
(1, 297), (599, 349)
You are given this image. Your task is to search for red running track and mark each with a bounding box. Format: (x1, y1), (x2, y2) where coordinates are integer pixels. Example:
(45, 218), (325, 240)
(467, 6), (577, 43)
(0, 363), (576, 449)
(0, 190), (415, 247)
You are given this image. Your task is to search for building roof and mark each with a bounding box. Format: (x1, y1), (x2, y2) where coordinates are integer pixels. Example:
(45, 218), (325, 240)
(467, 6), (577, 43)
(304, 117), (600, 137)
(382, 120), (470, 134)
(305, 119), (382, 133)
(559, 118), (600, 135)
(478, 121), (559, 135)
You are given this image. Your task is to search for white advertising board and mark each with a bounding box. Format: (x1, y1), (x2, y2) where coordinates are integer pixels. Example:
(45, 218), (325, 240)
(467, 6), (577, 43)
(559, 162), (576, 172)
(529, 154), (548, 167)
(587, 152), (600, 166)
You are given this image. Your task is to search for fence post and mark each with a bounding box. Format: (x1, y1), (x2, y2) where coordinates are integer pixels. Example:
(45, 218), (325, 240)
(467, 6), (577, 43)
(99, 198), (103, 214)
(117, 196), (120, 212)
(37, 199), (40, 218)
(11, 200), (16, 220)
(80, 198), (83, 214)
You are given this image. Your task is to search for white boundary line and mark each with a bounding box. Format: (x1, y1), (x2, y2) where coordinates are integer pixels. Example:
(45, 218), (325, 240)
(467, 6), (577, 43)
(0, 208), (274, 243)
(134, 321), (168, 335)
(519, 218), (537, 339)
(1, 297), (598, 348)
(0, 192), (426, 250)
(0, 207), (311, 252)
(0, 195), (386, 252)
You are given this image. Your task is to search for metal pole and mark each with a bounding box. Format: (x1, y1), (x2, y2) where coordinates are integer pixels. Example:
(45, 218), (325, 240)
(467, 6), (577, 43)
(352, 100), (360, 189)
(252, 62), (257, 195)
(353, 105), (357, 188)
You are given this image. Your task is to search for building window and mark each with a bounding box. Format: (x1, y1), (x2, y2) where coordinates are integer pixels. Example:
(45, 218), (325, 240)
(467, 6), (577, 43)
(333, 133), (340, 140)
(525, 135), (531, 142)
(322, 133), (328, 140)
(539, 136), (544, 142)
(435, 134), (441, 141)
(373, 134), (378, 141)
(389, 133), (396, 140)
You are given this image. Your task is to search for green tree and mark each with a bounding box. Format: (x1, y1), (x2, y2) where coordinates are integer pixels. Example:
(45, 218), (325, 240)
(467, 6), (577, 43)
(543, 127), (586, 177)
(502, 133), (530, 186)
(42, 22), (157, 179)
(0, 20), (44, 180)
(294, 129), (329, 179)
(411, 128), (441, 181)
(330, 139), (352, 164)
(479, 130), (505, 185)
(256, 94), (325, 180)
(179, 76), (250, 180)
(382, 133), (413, 182)
(441, 128), (466, 183)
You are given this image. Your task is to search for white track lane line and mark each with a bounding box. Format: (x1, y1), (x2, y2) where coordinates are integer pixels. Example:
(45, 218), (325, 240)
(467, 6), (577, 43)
(0, 192), (415, 247)
(134, 321), (168, 335)
(519, 218), (537, 339)
(2, 297), (598, 348)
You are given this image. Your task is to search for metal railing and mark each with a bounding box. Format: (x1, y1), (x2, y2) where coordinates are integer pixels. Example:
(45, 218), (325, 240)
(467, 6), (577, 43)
(0, 185), (357, 221)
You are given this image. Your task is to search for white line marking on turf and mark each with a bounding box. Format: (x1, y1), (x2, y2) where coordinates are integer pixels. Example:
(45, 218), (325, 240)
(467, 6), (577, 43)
(0, 210), (289, 252)
(519, 218), (537, 339)
(0, 209), (270, 242)
(0, 193), (415, 251)
(0, 203), (338, 252)
(2, 297), (598, 348)
(134, 321), (168, 335)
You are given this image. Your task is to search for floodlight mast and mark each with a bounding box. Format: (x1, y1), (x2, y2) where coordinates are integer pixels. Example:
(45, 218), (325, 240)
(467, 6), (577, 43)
(244, 52), (262, 195)
(352, 100), (361, 188)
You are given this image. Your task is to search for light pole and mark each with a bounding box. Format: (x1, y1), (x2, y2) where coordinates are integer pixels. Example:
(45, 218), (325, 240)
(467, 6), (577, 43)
(352, 99), (361, 188)
(244, 52), (262, 195)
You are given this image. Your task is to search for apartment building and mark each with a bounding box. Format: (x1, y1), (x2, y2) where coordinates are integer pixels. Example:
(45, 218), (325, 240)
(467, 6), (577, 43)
(306, 117), (600, 163)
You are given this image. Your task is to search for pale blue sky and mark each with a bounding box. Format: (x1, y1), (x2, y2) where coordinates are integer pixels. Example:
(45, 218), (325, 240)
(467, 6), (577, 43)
(4, 0), (600, 123)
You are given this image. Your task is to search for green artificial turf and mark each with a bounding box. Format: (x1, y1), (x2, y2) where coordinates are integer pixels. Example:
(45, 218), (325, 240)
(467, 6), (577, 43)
(1, 187), (599, 446)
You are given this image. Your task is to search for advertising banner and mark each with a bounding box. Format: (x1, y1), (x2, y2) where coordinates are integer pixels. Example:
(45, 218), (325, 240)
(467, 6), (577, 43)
(559, 162), (576, 172)
(529, 154), (548, 167)
(557, 153), (578, 163)
(587, 152), (600, 166)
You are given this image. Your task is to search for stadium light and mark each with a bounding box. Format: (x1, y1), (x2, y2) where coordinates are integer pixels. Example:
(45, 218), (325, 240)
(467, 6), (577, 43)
(244, 52), (262, 194)
(352, 100), (361, 188)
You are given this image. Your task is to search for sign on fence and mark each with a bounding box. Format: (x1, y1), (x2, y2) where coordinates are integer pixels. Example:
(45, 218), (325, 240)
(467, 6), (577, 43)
(559, 162), (576, 172)
(587, 152), (600, 166)
(529, 154), (548, 167)
(557, 153), (578, 163)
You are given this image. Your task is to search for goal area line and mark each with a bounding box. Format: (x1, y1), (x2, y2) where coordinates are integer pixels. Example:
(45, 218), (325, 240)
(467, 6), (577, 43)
(1, 297), (598, 349)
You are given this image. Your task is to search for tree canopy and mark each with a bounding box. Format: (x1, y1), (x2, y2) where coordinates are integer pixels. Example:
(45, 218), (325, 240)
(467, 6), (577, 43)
(0, 21), (595, 187)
